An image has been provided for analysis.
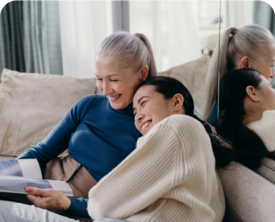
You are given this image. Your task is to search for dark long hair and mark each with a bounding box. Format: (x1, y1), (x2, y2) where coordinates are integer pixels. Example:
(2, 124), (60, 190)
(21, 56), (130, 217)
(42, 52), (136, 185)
(218, 68), (275, 169)
(137, 76), (229, 168)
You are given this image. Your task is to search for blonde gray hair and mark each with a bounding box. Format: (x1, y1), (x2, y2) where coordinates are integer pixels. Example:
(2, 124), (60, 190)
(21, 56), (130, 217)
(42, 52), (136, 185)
(98, 32), (157, 79)
(202, 24), (275, 121)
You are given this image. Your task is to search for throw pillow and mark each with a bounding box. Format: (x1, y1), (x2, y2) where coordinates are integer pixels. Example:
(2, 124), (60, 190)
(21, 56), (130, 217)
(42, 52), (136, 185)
(0, 69), (96, 156)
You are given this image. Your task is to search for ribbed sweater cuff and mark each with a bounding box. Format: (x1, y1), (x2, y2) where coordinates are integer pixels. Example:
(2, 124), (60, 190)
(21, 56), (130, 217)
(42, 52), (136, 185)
(67, 197), (90, 218)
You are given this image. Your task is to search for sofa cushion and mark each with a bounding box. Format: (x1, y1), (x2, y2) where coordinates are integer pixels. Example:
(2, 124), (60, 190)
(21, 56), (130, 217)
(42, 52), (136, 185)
(158, 55), (210, 111)
(218, 162), (275, 222)
(0, 69), (96, 157)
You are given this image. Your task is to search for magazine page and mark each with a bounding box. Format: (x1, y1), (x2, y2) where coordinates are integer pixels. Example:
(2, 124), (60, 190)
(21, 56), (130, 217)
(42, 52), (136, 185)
(0, 175), (73, 197)
(18, 159), (42, 179)
(48, 180), (73, 196)
(0, 159), (42, 179)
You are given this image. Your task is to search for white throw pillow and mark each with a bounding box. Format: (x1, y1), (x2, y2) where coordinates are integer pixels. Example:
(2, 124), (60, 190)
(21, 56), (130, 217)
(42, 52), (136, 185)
(0, 69), (96, 156)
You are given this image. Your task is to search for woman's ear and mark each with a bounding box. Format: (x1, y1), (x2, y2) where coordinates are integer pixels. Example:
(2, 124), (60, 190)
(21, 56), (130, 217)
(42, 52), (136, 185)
(246, 86), (260, 102)
(172, 94), (184, 113)
(240, 56), (250, 69)
(139, 65), (149, 83)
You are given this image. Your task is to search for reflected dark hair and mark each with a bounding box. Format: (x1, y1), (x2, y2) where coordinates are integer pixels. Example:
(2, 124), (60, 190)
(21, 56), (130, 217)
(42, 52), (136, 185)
(137, 76), (229, 168)
(219, 68), (275, 169)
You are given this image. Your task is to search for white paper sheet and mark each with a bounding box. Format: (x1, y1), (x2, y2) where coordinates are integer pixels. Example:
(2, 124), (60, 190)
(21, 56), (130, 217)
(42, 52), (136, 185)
(18, 159), (42, 179)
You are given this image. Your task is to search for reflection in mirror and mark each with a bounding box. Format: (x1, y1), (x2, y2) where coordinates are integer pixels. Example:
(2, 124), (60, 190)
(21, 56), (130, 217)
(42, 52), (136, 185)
(210, 1), (275, 176)
(202, 0), (275, 130)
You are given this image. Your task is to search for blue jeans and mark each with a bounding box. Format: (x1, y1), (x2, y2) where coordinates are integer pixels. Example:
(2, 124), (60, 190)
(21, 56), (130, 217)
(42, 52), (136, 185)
(0, 200), (128, 222)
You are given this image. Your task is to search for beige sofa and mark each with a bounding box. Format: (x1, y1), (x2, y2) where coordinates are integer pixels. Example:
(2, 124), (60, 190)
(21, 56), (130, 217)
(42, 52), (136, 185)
(0, 55), (210, 161)
(3, 55), (275, 221)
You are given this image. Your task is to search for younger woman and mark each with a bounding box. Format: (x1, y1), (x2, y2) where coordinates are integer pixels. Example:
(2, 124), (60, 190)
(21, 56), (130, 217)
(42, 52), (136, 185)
(219, 68), (275, 168)
(202, 24), (275, 125)
(87, 76), (225, 222)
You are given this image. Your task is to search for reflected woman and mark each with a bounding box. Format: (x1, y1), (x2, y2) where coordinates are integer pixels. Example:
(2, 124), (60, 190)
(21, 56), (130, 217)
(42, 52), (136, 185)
(202, 24), (275, 125)
(218, 69), (275, 168)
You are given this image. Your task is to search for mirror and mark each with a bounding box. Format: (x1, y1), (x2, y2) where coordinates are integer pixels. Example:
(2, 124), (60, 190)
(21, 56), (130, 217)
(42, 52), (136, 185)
(214, 0), (275, 131)
(217, 0), (275, 177)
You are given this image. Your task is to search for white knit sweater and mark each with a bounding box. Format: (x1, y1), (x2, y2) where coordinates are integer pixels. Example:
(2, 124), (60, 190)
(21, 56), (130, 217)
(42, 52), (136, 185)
(247, 110), (275, 152)
(87, 114), (225, 222)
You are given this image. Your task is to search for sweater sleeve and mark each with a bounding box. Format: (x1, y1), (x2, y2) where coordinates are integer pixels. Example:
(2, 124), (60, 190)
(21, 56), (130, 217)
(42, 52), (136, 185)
(87, 121), (180, 220)
(67, 197), (90, 218)
(17, 96), (91, 168)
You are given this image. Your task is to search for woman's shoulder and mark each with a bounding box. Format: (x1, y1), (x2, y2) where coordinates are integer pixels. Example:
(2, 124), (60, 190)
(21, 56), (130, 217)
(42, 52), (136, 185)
(151, 114), (206, 142)
(161, 114), (204, 131)
(71, 94), (108, 116)
(247, 110), (275, 129)
(139, 115), (206, 144)
(247, 110), (275, 152)
(74, 94), (107, 108)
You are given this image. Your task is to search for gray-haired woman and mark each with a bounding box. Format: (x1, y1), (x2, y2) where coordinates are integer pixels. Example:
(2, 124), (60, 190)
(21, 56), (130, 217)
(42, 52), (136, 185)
(0, 32), (156, 221)
(202, 24), (275, 125)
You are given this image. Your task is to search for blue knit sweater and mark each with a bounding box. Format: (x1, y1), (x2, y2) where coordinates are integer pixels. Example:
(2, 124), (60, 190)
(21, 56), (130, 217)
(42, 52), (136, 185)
(17, 94), (142, 218)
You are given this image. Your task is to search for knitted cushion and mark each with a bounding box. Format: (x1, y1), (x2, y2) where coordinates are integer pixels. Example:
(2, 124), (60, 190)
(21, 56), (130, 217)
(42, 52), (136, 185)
(0, 69), (96, 156)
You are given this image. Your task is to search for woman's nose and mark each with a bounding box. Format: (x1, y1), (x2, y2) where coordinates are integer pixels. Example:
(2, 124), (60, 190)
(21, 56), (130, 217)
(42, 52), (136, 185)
(103, 82), (112, 95)
(135, 112), (144, 122)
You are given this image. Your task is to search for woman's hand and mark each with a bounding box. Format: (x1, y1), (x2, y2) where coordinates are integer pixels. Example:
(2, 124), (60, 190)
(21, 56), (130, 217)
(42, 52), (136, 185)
(26, 187), (71, 212)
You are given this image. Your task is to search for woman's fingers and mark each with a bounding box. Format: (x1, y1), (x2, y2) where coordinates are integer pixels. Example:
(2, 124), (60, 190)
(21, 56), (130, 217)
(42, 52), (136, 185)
(26, 194), (45, 208)
(26, 187), (50, 197)
(25, 188), (71, 212)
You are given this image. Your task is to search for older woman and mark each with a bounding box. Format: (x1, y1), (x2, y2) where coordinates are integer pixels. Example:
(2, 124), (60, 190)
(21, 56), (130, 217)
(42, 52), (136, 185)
(202, 24), (275, 125)
(4, 31), (157, 220)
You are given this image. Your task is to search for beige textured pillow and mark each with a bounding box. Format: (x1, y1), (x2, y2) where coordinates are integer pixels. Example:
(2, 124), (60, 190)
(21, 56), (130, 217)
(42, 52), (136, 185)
(158, 55), (211, 111)
(0, 69), (96, 156)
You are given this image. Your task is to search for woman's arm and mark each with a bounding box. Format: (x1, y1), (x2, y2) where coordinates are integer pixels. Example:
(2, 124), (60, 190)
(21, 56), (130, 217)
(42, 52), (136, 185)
(17, 110), (78, 166)
(87, 122), (181, 220)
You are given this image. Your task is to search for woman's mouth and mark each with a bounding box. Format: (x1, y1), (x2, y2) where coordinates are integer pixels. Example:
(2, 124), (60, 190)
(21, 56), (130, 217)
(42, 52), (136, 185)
(141, 120), (152, 134)
(109, 94), (121, 101)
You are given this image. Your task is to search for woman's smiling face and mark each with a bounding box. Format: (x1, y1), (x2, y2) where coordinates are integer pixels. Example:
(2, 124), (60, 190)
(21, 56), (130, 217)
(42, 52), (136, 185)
(133, 85), (175, 135)
(95, 54), (142, 110)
